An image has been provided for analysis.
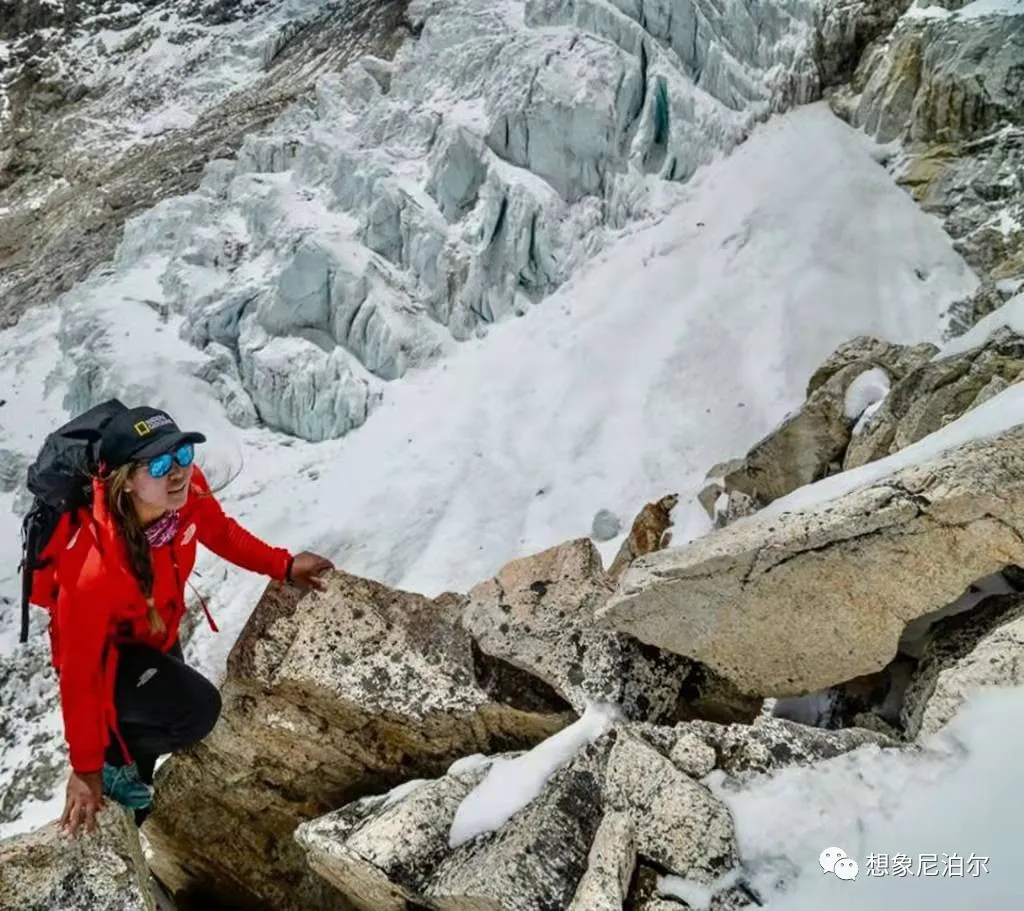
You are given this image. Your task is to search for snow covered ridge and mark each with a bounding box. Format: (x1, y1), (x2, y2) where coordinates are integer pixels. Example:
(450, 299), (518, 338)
(55, 0), (825, 441)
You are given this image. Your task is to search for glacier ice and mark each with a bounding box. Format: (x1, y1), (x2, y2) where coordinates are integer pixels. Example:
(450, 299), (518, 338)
(55, 0), (826, 441)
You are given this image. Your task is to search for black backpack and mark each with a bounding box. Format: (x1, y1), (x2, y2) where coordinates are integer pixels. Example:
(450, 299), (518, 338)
(18, 399), (128, 643)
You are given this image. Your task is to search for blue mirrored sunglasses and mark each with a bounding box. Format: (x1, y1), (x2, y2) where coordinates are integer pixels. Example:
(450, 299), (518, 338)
(147, 443), (195, 479)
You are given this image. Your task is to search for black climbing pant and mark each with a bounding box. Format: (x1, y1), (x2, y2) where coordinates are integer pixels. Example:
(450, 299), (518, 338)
(105, 640), (222, 824)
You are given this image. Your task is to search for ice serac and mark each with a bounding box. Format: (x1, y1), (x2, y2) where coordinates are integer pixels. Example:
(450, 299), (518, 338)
(598, 424), (1024, 696)
(55, 0), (824, 441)
(0, 0), (414, 329)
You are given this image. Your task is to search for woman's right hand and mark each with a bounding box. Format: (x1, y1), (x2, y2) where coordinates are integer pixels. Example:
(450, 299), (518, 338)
(60, 770), (104, 837)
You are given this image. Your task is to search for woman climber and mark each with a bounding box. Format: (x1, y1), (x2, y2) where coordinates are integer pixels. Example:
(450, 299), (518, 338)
(46, 405), (334, 837)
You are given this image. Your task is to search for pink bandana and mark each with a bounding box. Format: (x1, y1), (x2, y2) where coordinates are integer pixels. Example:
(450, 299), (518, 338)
(145, 511), (181, 548)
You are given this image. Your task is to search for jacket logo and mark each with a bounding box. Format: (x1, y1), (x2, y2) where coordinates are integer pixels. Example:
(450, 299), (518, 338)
(181, 523), (197, 545)
(133, 414), (173, 437)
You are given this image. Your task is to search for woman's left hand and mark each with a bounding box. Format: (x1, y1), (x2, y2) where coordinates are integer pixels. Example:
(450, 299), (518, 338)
(288, 551), (334, 591)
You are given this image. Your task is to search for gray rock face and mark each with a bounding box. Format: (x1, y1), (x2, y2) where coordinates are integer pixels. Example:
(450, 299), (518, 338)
(604, 729), (737, 879)
(680, 716), (896, 776)
(567, 811), (636, 911)
(830, 11), (1024, 293)
(816, 0), (915, 89)
(296, 724), (744, 911)
(845, 326), (1024, 469)
(463, 538), (695, 723)
(599, 425), (1024, 696)
(0, 806), (155, 911)
(900, 591), (1024, 739)
(842, 15), (1024, 145)
(144, 570), (575, 911)
(944, 279), (1023, 340)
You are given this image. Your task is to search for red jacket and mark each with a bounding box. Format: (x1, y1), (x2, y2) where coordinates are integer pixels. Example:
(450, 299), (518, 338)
(34, 465), (292, 774)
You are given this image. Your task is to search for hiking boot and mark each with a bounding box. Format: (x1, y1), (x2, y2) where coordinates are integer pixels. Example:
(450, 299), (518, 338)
(102, 762), (154, 810)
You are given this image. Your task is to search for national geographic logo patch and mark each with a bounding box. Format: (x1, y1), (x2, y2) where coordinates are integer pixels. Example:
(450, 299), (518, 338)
(133, 414), (174, 437)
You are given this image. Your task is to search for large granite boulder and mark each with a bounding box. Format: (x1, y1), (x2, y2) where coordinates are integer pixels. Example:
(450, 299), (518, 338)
(464, 537), (695, 724)
(0, 806), (155, 911)
(143, 570), (576, 911)
(599, 425), (1024, 696)
(468, 537), (763, 727)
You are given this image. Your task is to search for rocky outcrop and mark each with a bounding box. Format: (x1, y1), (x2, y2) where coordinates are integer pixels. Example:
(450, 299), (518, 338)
(845, 325), (1024, 468)
(701, 336), (938, 515)
(143, 570), (575, 911)
(837, 15), (1024, 146)
(830, 10), (1024, 299)
(293, 716), (890, 910)
(701, 328), (1024, 524)
(0, 806), (155, 911)
(677, 715), (897, 776)
(804, 335), (941, 397)
(900, 590), (1024, 740)
(144, 548), (775, 911)
(815, 0), (914, 90)
(464, 536), (762, 727)
(599, 424), (1024, 696)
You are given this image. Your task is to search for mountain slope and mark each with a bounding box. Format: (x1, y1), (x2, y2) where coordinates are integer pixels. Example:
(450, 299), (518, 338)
(0, 100), (977, 837)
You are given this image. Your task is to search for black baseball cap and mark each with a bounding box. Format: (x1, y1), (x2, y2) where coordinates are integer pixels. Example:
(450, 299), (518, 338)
(99, 406), (207, 468)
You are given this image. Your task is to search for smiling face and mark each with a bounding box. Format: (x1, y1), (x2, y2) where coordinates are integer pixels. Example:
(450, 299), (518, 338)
(127, 457), (193, 522)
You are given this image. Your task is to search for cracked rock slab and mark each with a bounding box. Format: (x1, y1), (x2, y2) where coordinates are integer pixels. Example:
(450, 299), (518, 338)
(294, 716), (885, 910)
(598, 426), (1024, 695)
(297, 737), (612, 911)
